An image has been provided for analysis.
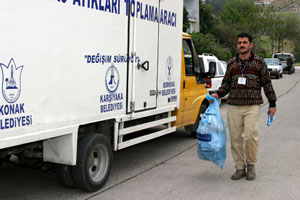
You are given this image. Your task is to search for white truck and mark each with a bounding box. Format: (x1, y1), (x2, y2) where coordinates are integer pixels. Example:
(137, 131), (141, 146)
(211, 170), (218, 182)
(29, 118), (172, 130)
(198, 53), (226, 94)
(273, 52), (295, 74)
(0, 0), (214, 192)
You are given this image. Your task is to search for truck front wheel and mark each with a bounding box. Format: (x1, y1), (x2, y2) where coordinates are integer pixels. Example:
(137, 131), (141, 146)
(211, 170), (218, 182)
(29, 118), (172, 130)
(185, 103), (208, 138)
(72, 134), (112, 192)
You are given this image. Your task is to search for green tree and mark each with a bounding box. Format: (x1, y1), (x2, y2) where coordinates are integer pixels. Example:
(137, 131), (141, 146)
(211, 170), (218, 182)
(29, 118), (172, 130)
(220, 0), (262, 34)
(213, 0), (264, 55)
(262, 1), (300, 54)
(294, 43), (300, 63)
(199, 1), (214, 34)
(273, 12), (300, 52)
(206, 0), (227, 13)
(183, 7), (189, 32)
(213, 22), (240, 56)
(191, 32), (232, 61)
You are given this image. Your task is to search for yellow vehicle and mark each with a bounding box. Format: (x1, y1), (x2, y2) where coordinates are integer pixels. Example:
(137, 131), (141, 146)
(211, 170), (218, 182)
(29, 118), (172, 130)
(173, 33), (215, 137)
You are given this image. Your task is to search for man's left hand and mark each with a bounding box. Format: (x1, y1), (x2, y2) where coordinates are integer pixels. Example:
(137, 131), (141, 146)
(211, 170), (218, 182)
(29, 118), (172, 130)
(268, 107), (276, 118)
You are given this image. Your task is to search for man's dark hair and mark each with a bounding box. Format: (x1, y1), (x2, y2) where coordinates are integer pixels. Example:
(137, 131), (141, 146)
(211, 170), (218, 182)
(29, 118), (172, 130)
(236, 33), (253, 43)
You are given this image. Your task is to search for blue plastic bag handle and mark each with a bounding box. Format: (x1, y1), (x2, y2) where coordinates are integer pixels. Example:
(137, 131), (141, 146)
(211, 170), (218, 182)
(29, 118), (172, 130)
(205, 94), (217, 102)
(205, 94), (220, 111)
(205, 94), (221, 120)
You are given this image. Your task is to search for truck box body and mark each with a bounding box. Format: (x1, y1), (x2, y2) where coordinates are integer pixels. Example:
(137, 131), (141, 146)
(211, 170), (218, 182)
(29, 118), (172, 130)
(0, 1), (215, 192)
(0, 0), (183, 161)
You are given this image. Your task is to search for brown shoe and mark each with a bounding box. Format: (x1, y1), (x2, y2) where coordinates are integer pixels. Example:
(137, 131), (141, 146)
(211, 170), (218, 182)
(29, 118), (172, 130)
(246, 165), (256, 180)
(231, 169), (246, 180)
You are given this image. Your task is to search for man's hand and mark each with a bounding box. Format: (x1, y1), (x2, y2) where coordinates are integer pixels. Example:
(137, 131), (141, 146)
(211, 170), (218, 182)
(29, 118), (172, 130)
(210, 93), (219, 103)
(211, 93), (219, 99)
(268, 107), (276, 119)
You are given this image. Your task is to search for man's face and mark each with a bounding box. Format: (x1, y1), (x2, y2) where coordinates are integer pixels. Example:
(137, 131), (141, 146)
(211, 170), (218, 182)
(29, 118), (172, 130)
(236, 37), (253, 55)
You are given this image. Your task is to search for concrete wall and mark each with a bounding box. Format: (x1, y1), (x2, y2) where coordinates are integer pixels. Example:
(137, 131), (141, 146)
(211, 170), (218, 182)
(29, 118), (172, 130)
(184, 0), (200, 33)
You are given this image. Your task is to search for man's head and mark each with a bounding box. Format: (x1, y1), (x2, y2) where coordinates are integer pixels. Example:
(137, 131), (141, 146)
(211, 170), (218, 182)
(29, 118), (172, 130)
(236, 33), (253, 56)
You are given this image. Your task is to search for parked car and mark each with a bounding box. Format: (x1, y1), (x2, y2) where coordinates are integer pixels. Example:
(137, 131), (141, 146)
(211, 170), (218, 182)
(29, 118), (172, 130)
(264, 58), (283, 79)
(198, 54), (226, 94)
(273, 52), (295, 74)
(219, 60), (227, 70)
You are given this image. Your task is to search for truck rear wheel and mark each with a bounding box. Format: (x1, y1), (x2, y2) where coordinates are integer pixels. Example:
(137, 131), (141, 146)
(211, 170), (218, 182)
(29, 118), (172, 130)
(185, 103), (208, 138)
(56, 164), (77, 188)
(72, 134), (112, 192)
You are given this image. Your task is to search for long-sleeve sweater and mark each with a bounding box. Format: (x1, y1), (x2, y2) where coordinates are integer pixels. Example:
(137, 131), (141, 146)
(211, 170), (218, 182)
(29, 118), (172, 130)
(216, 52), (277, 107)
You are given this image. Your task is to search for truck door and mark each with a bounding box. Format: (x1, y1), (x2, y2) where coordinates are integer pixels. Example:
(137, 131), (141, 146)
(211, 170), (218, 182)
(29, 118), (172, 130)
(127, 0), (160, 113)
(181, 38), (207, 126)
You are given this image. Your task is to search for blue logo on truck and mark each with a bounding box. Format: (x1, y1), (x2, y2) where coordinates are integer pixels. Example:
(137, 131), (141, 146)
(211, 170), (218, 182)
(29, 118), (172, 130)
(166, 56), (173, 80)
(162, 56), (176, 97)
(0, 58), (33, 130)
(0, 58), (23, 103)
(101, 65), (123, 113)
(105, 65), (120, 93)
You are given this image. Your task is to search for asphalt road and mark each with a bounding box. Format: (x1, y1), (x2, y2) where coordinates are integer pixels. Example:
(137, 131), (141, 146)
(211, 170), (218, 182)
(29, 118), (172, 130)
(1, 68), (300, 200)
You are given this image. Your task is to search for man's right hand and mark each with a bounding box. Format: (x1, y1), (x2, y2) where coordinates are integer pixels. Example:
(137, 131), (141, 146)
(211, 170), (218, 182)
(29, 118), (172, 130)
(210, 93), (219, 103)
(211, 93), (219, 99)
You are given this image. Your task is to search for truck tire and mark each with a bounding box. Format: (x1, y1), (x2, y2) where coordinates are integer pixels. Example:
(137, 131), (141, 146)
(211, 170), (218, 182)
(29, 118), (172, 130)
(72, 134), (112, 192)
(56, 164), (77, 188)
(185, 103), (208, 138)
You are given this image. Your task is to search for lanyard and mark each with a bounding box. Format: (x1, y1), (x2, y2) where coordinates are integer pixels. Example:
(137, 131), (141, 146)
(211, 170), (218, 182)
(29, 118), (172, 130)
(238, 58), (248, 77)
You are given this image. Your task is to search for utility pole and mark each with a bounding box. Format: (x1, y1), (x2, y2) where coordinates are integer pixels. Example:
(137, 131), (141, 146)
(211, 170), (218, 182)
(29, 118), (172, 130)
(269, 1), (279, 54)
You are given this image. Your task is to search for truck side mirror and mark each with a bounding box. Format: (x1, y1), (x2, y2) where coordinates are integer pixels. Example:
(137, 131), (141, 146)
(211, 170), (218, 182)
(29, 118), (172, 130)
(208, 62), (216, 78)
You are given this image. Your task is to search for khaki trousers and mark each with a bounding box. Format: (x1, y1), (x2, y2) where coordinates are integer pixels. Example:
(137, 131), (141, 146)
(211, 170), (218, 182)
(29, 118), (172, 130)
(227, 105), (260, 169)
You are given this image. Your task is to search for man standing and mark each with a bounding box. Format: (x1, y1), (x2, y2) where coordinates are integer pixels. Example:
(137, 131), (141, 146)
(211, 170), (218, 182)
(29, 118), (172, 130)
(287, 56), (294, 74)
(211, 33), (277, 181)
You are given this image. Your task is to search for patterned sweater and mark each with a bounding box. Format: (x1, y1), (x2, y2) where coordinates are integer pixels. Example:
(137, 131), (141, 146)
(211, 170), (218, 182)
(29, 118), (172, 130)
(216, 52), (277, 107)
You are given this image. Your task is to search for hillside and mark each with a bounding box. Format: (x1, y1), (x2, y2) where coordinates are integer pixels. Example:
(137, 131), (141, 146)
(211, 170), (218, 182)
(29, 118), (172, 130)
(256, 0), (300, 14)
(273, 0), (300, 12)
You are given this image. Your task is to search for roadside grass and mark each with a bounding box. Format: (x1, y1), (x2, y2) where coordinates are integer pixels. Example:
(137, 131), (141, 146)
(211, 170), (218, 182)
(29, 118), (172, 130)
(295, 62), (300, 66)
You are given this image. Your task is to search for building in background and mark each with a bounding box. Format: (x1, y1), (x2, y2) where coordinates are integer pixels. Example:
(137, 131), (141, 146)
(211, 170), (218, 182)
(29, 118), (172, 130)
(184, 0), (203, 33)
(254, 0), (273, 6)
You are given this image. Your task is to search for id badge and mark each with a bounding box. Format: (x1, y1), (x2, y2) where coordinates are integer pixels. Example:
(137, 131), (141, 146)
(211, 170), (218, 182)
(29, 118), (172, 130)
(238, 77), (246, 85)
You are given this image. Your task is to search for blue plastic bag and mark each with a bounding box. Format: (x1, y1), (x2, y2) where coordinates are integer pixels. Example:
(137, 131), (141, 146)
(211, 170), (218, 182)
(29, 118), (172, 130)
(267, 108), (276, 126)
(196, 94), (226, 169)
(267, 113), (275, 126)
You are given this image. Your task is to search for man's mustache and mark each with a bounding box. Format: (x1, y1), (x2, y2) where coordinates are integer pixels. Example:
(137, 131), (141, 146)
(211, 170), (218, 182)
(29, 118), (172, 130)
(239, 47), (245, 49)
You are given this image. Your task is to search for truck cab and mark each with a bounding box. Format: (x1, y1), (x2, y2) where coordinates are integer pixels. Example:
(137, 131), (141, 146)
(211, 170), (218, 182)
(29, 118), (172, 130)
(173, 33), (215, 136)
